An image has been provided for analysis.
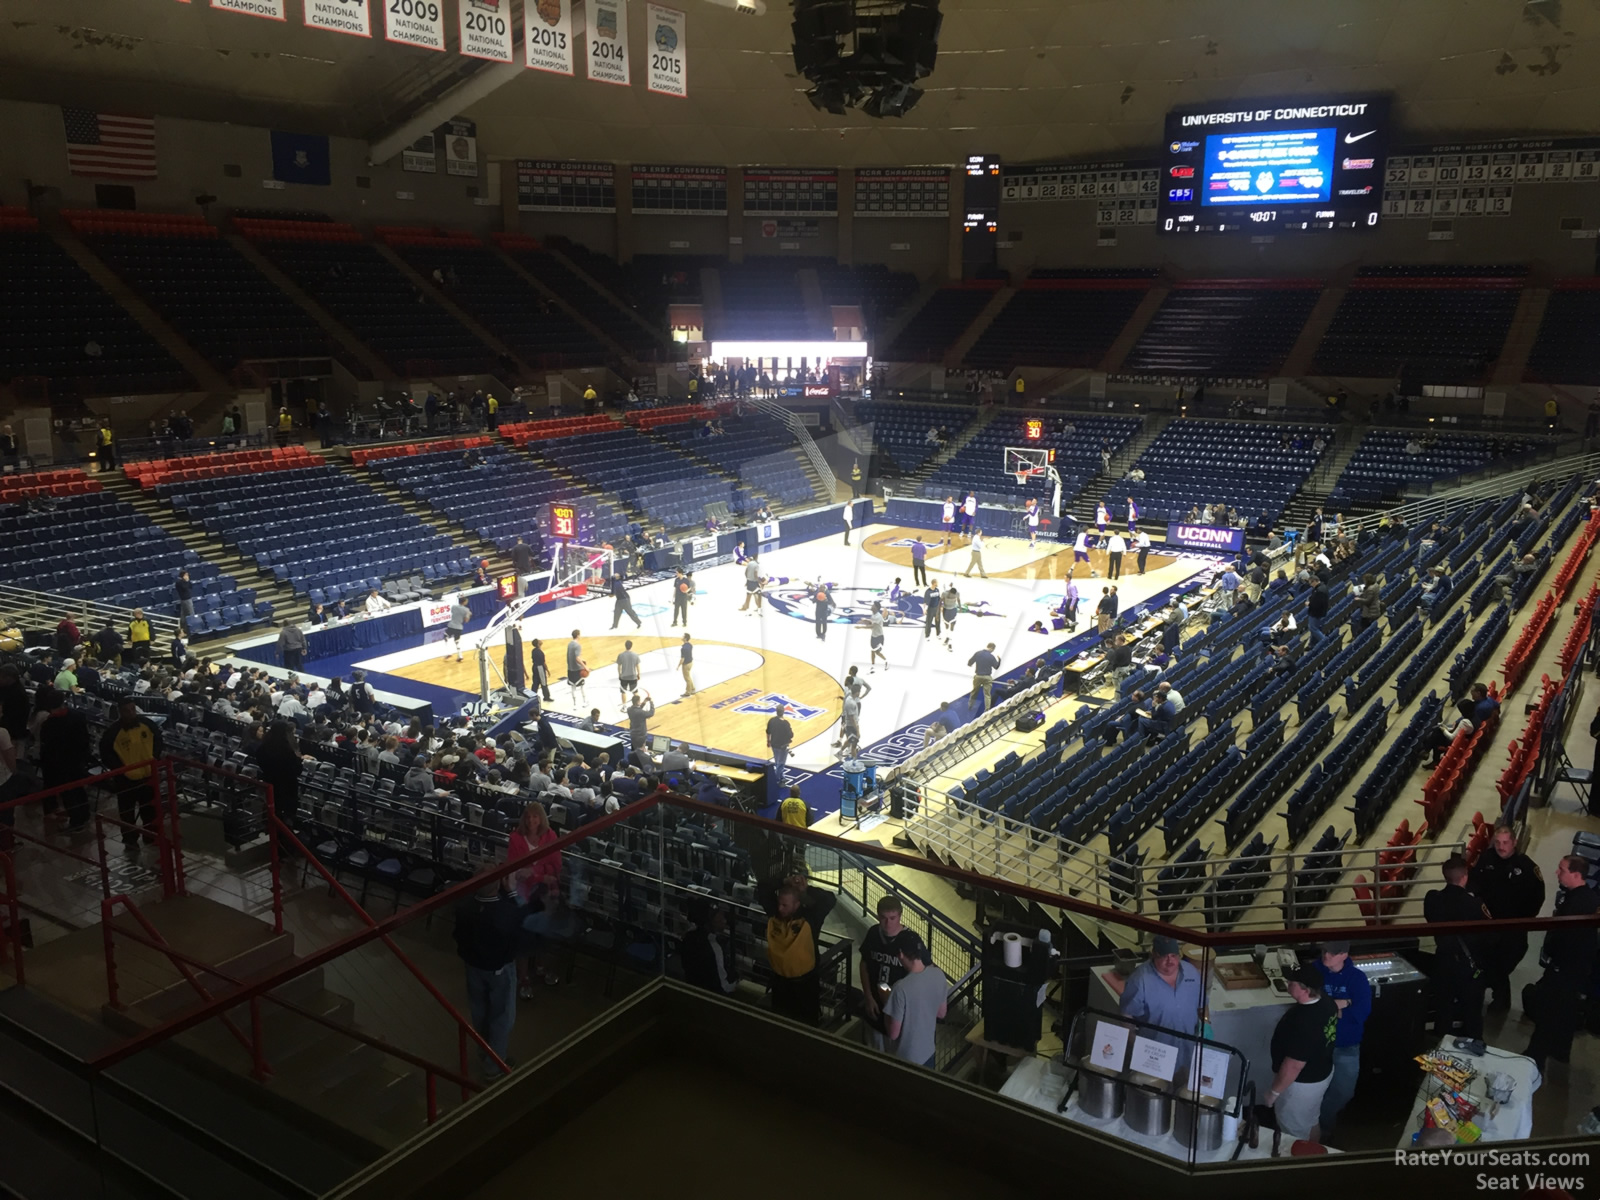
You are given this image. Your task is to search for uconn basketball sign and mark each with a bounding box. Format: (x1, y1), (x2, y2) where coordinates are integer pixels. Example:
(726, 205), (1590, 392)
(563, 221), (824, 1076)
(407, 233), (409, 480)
(1165, 523), (1246, 554)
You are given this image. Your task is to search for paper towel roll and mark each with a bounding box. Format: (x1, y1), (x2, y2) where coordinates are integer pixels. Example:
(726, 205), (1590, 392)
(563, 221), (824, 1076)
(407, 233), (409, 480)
(1002, 931), (1023, 969)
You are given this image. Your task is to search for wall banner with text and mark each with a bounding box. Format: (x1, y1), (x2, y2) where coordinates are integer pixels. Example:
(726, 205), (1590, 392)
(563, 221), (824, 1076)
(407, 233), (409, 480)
(646, 4), (686, 98)
(525, 0), (575, 75)
(305, 0), (371, 37)
(587, 0), (631, 86)
(459, 0), (514, 61)
(384, 0), (446, 49)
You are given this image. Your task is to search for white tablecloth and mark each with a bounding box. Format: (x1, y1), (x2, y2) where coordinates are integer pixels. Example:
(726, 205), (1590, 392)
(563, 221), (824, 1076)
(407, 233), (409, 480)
(999, 1056), (1275, 1163)
(1395, 1038), (1541, 1148)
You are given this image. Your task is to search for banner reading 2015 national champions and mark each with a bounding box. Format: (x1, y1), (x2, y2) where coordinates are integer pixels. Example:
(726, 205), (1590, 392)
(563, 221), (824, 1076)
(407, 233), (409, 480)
(647, 5), (686, 98)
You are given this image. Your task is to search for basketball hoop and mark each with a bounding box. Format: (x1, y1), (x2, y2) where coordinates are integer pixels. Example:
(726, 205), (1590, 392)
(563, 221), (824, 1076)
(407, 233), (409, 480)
(1014, 469), (1034, 488)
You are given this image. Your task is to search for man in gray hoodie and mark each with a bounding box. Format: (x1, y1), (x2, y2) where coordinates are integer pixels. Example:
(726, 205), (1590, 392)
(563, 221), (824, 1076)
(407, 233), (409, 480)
(627, 690), (656, 768)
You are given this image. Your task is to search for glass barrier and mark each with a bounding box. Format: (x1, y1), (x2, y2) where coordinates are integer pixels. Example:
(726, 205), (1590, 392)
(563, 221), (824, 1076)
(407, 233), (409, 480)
(2, 773), (1595, 1191)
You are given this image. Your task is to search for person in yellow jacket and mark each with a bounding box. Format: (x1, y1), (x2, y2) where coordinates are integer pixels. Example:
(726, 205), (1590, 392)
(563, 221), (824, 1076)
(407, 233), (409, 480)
(276, 406), (293, 449)
(99, 697), (163, 854)
(127, 608), (152, 666)
(766, 885), (821, 1025)
(1014, 375), (1025, 398)
(486, 393), (499, 429)
(849, 459), (862, 499)
(97, 420), (116, 471)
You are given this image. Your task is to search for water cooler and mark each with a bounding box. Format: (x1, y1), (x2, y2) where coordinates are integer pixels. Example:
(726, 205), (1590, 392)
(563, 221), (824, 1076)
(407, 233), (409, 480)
(981, 922), (1057, 1051)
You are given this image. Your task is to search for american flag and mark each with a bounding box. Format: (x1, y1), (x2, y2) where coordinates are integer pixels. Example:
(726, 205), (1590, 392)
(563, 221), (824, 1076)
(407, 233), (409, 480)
(62, 109), (157, 179)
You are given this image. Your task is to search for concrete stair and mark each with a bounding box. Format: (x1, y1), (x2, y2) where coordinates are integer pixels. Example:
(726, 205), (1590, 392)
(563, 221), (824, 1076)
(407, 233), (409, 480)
(943, 286), (1015, 369)
(873, 277), (942, 358)
(332, 459), (508, 579)
(542, 243), (672, 352)
(1096, 280), (1171, 374)
(1280, 264), (1359, 377)
(100, 473), (298, 648)
(368, 242), (531, 379)
(488, 245), (635, 365)
(1492, 284), (1552, 385)
(226, 235), (394, 383)
(46, 218), (231, 400)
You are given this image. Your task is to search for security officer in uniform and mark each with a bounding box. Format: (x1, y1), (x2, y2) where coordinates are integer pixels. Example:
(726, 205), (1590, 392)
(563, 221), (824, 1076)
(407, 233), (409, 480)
(1423, 854), (1493, 1040)
(1524, 855), (1599, 1072)
(1468, 824), (1546, 1012)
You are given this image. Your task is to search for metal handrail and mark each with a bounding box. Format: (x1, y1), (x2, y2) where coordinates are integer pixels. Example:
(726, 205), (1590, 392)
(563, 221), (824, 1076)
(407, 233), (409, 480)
(0, 582), (183, 642)
(75, 786), (1600, 1081)
(740, 393), (837, 497)
(1342, 449), (1600, 534)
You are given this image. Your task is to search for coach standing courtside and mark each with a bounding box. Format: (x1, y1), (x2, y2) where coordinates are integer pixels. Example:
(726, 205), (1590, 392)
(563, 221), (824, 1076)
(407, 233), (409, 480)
(766, 704), (793, 801)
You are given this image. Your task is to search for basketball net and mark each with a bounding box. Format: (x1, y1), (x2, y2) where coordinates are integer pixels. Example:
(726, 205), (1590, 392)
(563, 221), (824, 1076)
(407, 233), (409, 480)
(1015, 467), (1040, 488)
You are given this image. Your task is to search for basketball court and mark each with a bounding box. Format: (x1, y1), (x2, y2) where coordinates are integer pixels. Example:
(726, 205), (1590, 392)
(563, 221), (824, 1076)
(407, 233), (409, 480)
(357, 522), (1212, 771)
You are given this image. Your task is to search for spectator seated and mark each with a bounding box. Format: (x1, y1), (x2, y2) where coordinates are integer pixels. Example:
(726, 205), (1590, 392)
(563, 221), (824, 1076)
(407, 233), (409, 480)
(855, 400), (979, 473)
(1106, 419), (1326, 528)
(1328, 430), (1548, 507)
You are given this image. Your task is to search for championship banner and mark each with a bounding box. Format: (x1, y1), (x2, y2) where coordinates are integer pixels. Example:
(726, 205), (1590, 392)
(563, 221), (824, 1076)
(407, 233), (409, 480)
(305, 0), (371, 37)
(442, 118), (479, 177)
(646, 4), (686, 98)
(402, 132), (437, 173)
(459, 0), (514, 61)
(586, 0), (630, 87)
(384, 0), (445, 49)
(211, 0), (286, 18)
(1165, 523), (1245, 554)
(525, 0), (575, 75)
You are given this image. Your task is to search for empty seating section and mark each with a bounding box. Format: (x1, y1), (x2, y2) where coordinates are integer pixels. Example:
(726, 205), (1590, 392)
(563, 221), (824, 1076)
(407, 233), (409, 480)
(715, 260), (816, 339)
(536, 424), (745, 528)
(855, 400), (977, 473)
(629, 403), (718, 432)
(965, 277), (1153, 370)
(924, 414), (1141, 509)
(883, 284), (1001, 361)
(1111, 420), (1324, 527)
(815, 264), (919, 333)
(125, 446), (317, 490)
(654, 413), (816, 505)
(1328, 431), (1546, 507)
(1312, 268), (1526, 381)
(1123, 282), (1321, 378)
(0, 223), (190, 396)
(0, 469), (99, 503)
(1527, 279), (1600, 383)
(64, 210), (328, 370)
(366, 443), (628, 559)
(378, 228), (607, 369)
(236, 217), (493, 374)
(629, 254), (711, 327)
(153, 451), (473, 597)
(1, 488), (263, 629)
(500, 414), (620, 447)
(493, 235), (658, 355)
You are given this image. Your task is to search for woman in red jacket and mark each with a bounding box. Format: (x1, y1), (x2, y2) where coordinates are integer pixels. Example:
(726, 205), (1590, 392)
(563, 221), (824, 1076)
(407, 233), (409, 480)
(508, 802), (562, 997)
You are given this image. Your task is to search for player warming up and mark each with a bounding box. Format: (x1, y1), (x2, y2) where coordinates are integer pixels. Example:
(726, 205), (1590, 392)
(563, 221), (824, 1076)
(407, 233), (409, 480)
(868, 600), (889, 673)
(1025, 497), (1040, 546)
(941, 496), (956, 545)
(739, 555), (766, 614)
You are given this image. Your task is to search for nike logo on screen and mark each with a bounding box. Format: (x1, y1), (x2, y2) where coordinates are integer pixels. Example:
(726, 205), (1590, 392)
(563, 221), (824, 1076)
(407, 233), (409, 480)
(1344, 130), (1376, 144)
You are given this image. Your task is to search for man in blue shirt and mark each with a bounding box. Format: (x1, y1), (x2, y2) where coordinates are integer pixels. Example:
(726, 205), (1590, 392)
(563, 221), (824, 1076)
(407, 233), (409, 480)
(909, 538), (928, 587)
(1313, 941), (1372, 1145)
(1218, 564), (1241, 609)
(1118, 935), (1204, 1063)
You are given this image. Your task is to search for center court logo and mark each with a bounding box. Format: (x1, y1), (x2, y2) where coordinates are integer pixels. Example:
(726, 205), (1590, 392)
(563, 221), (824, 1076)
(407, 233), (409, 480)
(732, 694), (825, 721)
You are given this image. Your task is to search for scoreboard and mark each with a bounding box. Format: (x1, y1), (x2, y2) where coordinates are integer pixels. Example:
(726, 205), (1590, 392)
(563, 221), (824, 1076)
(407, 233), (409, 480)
(550, 502), (578, 541)
(516, 160), (617, 213)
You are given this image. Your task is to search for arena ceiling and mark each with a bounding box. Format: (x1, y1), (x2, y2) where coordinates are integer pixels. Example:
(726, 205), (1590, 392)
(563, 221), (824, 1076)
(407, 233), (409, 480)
(4, 0), (1600, 168)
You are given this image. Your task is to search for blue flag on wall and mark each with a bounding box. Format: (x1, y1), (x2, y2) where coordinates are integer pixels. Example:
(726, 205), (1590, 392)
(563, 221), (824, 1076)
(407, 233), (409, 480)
(270, 131), (331, 186)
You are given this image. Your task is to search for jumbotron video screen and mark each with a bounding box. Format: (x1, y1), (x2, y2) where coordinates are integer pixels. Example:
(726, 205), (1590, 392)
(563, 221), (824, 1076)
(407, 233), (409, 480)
(1157, 95), (1391, 234)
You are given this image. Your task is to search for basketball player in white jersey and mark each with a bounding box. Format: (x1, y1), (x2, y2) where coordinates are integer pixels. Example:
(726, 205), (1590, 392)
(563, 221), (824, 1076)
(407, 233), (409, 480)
(1074, 529), (1092, 572)
(1096, 500), (1109, 532)
(940, 496), (956, 545)
(1025, 497), (1040, 545)
(961, 491), (978, 539)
